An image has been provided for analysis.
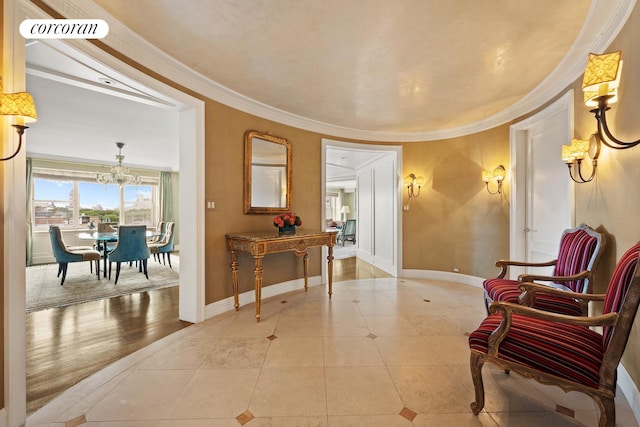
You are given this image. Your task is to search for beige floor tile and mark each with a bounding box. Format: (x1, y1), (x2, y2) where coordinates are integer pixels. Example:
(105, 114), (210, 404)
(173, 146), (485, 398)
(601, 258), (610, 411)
(362, 316), (420, 336)
(325, 366), (404, 416)
(274, 315), (324, 337)
(200, 336), (270, 369)
(374, 336), (445, 365)
(167, 368), (260, 419)
(327, 414), (413, 426)
(254, 415), (329, 426)
(158, 420), (240, 427)
(412, 412), (499, 426)
(249, 367), (327, 417)
(488, 411), (590, 427)
(86, 369), (195, 421)
(387, 365), (474, 413)
(223, 311), (279, 337)
(423, 334), (471, 365)
(185, 314), (235, 338)
(323, 336), (384, 366)
(137, 337), (219, 370)
(263, 336), (324, 367)
(322, 317), (370, 337)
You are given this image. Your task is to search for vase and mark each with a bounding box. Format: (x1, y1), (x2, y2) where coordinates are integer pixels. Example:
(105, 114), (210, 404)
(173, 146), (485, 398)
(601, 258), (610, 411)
(278, 224), (296, 235)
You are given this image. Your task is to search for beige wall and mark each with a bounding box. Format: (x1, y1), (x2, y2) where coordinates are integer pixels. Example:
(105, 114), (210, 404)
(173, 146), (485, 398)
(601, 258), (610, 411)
(572, 2), (640, 392)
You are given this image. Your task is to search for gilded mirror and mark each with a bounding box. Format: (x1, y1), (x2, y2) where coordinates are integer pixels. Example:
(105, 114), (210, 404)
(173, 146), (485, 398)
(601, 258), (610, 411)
(244, 130), (292, 214)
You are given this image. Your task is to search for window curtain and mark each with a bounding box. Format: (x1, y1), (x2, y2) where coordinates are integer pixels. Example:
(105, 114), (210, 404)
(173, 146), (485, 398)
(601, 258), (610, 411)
(27, 158), (34, 266)
(159, 171), (174, 221)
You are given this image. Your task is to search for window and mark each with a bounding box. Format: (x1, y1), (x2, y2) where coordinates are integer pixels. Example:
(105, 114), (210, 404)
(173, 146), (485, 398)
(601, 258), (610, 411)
(326, 192), (339, 220)
(32, 167), (158, 230)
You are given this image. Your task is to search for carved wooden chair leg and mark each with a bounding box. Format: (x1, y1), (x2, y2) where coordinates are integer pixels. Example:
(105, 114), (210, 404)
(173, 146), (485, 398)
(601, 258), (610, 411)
(470, 352), (486, 415)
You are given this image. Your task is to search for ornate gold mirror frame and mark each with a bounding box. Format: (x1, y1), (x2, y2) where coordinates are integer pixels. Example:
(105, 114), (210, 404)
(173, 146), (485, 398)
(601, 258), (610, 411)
(244, 130), (292, 214)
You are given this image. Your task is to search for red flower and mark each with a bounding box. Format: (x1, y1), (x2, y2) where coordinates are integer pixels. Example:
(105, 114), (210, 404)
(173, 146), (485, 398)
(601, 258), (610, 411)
(273, 212), (302, 227)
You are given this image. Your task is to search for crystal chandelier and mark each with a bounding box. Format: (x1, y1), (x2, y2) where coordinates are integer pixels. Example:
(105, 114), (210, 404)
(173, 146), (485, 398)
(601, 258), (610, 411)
(96, 142), (143, 186)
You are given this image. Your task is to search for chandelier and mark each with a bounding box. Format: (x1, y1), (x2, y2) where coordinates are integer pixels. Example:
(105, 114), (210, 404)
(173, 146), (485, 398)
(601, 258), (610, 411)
(96, 142), (143, 186)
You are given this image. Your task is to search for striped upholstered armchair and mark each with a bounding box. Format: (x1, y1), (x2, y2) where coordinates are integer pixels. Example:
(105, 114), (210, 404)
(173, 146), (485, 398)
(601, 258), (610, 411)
(483, 223), (605, 316)
(469, 242), (640, 427)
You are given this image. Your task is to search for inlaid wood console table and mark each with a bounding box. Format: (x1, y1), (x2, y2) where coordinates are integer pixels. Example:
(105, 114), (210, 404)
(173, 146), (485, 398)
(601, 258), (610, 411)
(225, 229), (338, 322)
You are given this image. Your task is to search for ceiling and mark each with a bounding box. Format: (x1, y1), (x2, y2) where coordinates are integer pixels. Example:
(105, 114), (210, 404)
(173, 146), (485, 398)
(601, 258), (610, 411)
(23, 0), (633, 178)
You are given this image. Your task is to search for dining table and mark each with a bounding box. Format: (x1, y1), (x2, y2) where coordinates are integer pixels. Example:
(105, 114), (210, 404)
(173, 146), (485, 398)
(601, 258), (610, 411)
(77, 230), (158, 278)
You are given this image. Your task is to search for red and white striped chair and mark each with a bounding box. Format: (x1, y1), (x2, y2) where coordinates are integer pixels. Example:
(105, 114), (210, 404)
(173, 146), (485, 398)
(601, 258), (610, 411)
(469, 242), (640, 427)
(483, 223), (605, 315)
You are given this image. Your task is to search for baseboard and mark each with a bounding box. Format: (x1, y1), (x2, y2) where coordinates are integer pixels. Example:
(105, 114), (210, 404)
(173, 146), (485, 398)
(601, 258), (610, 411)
(618, 364), (640, 423)
(205, 276), (321, 319)
(401, 268), (484, 288)
(0, 408), (5, 427)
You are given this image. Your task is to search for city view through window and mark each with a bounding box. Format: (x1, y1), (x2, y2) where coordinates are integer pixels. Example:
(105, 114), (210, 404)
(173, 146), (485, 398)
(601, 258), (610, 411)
(34, 177), (156, 228)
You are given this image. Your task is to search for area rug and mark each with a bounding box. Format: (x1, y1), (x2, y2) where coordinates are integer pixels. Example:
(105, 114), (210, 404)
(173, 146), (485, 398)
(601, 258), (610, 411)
(26, 256), (180, 312)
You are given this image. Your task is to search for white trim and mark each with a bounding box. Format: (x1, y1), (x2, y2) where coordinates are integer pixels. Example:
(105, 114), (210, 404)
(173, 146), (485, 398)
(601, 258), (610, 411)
(38, 0), (635, 142)
(619, 364), (640, 424)
(401, 269), (484, 288)
(0, 409), (6, 427)
(4, 1), (28, 424)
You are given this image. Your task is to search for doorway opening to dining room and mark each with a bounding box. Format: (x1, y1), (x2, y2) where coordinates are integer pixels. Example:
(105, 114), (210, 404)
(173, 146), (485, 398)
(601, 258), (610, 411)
(5, 4), (205, 420)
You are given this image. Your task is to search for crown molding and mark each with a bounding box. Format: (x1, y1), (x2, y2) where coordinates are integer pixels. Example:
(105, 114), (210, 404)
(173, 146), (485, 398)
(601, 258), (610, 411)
(33, 0), (637, 142)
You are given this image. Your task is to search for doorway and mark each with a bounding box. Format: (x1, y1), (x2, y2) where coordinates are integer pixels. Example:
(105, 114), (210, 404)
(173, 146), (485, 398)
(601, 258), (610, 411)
(509, 90), (574, 279)
(5, 3), (205, 423)
(321, 138), (402, 278)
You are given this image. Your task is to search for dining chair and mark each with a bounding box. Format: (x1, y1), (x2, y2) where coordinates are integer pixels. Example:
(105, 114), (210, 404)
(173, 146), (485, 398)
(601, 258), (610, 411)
(469, 242), (640, 427)
(49, 225), (101, 285)
(149, 221), (176, 268)
(107, 225), (151, 284)
(483, 223), (605, 315)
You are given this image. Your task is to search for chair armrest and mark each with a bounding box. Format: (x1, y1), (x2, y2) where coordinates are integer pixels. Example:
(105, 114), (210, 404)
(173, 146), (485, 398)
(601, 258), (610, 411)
(516, 281), (606, 306)
(518, 269), (590, 284)
(494, 259), (558, 279)
(486, 300), (618, 356)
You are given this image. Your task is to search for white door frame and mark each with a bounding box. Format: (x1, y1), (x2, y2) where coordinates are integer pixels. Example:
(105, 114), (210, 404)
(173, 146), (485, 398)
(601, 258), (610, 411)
(509, 90), (574, 279)
(4, 2), (205, 425)
(321, 138), (403, 278)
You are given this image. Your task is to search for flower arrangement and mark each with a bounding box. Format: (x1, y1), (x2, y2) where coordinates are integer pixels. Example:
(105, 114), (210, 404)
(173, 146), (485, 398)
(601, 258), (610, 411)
(273, 212), (302, 228)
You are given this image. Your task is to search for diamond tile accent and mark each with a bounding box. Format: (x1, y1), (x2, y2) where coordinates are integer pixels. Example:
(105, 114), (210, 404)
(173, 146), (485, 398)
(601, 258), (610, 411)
(367, 333), (377, 339)
(236, 410), (254, 425)
(267, 334), (278, 341)
(65, 414), (87, 427)
(556, 404), (575, 418)
(423, 299), (431, 302)
(352, 299), (360, 303)
(281, 300), (288, 304)
(399, 407), (417, 421)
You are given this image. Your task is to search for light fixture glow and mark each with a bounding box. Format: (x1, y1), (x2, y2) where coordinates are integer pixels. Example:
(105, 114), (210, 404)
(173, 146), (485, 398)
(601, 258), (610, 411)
(404, 173), (425, 199)
(0, 87), (38, 161)
(482, 165), (505, 195)
(561, 135), (600, 184)
(96, 142), (143, 187)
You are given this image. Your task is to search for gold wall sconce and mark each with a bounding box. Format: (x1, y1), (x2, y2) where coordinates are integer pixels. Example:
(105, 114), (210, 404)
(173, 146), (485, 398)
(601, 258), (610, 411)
(481, 165), (505, 195)
(583, 50), (640, 150)
(561, 134), (601, 183)
(0, 86), (38, 161)
(404, 173), (425, 199)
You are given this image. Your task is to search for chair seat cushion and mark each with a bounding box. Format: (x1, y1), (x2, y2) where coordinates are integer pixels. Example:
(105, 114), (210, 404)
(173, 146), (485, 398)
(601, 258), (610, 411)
(484, 278), (583, 316)
(69, 248), (101, 262)
(469, 313), (604, 388)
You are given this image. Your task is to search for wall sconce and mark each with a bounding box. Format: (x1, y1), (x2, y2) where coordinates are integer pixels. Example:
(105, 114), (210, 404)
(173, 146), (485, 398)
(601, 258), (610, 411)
(582, 50), (640, 150)
(481, 165), (505, 195)
(561, 134), (601, 183)
(404, 173), (425, 199)
(0, 87), (38, 161)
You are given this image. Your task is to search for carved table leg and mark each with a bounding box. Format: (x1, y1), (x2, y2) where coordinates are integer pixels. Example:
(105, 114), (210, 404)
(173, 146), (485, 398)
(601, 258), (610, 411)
(303, 251), (309, 291)
(327, 244), (334, 298)
(254, 255), (264, 322)
(230, 250), (239, 311)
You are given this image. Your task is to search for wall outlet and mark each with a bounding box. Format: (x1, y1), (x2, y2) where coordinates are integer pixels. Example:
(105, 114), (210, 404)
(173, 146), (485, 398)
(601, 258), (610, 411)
(453, 267), (460, 273)
(206, 201), (215, 210)
(403, 205), (409, 211)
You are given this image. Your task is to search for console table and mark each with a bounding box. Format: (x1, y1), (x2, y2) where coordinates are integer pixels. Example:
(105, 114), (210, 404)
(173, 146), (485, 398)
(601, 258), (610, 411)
(225, 229), (338, 322)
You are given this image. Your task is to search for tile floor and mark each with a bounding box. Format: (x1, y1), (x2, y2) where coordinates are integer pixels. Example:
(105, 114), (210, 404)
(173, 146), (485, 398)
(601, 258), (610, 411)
(27, 277), (639, 426)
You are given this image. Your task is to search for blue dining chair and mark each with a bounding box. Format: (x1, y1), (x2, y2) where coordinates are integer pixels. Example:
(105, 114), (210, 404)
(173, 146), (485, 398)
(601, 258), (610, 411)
(149, 222), (176, 268)
(107, 225), (151, 284)
(49, 225), (101, 285)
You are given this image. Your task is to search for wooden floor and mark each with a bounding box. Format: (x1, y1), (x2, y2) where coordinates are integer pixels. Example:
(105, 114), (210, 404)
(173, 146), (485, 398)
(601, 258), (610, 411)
(26, 256), (389, 415)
